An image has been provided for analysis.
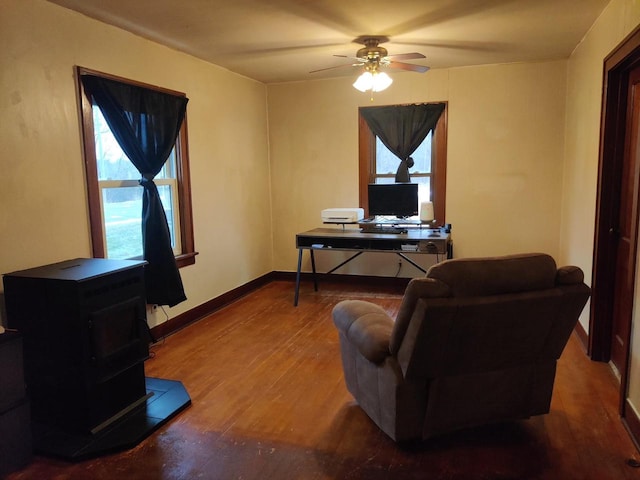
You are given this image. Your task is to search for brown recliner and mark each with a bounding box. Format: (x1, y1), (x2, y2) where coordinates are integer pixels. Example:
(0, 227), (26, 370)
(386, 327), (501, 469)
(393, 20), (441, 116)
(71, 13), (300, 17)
(332, 253), (591, 442)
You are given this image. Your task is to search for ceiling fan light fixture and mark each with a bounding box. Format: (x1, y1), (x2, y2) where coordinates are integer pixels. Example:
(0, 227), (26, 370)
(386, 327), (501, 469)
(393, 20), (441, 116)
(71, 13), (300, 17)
(353, 71), (373, 92)
(372, 71), (393, 92)
(353, 70), (393, 93)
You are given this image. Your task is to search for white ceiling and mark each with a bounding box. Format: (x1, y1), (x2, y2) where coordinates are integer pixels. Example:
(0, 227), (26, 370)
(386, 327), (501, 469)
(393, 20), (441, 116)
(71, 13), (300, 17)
(47, 0), (609, 84)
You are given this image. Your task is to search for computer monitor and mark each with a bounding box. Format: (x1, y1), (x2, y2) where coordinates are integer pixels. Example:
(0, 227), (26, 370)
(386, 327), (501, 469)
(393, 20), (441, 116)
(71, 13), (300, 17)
(368, 183), (419, 218)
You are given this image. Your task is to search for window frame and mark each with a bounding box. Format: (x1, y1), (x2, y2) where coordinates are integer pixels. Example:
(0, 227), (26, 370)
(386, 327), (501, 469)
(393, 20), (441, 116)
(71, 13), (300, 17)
(76, 67), (197, 268)
(358, 103), (448, 224)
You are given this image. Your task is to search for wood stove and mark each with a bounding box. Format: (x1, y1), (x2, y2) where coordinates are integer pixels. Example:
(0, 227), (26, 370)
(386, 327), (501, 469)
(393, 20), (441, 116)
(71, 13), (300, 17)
(3, 258), (190, 459)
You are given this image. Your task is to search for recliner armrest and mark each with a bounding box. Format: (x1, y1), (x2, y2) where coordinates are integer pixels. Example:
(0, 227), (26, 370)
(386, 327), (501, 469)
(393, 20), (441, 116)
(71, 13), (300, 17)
(332, 300), (393, 364)
(556, 265), (584, 285)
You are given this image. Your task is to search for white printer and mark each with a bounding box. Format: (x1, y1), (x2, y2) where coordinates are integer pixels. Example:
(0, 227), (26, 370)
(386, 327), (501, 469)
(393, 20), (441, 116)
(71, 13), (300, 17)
(321, 208), (365, 223)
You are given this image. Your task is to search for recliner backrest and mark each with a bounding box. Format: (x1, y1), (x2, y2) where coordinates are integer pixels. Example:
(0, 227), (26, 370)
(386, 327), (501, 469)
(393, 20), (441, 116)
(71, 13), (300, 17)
(396, 290), (564, 380)
(389, 253), (591, 380)
(426, 252), (558, 297)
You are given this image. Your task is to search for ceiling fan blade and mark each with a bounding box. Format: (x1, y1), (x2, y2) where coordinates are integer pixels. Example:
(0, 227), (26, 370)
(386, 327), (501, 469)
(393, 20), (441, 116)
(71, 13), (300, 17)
(333, 54), (366, 61)
(386, 52), (426, 61)
(309, 63), (360, 74)
(387, 61), (430, 73)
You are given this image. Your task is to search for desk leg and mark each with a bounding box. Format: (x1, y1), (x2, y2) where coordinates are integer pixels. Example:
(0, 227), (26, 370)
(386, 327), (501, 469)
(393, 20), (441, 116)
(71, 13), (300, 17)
(294, 248), (303, 307)
(396, 252), (427, 273)
(310, 249), (318, 292)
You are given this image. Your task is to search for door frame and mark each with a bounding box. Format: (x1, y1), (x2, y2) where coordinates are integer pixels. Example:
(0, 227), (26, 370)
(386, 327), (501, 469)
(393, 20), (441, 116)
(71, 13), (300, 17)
(591, 25), (640, 423)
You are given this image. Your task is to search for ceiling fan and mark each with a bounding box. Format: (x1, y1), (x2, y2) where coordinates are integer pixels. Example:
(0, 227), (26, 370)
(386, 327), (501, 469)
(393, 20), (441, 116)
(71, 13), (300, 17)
(311, 36), (429, 92)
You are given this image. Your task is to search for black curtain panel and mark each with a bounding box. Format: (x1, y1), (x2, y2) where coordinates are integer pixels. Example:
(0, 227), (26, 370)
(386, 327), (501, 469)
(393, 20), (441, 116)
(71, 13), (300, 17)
(81, 74), (188, 307)
(360, 103), (446, 182)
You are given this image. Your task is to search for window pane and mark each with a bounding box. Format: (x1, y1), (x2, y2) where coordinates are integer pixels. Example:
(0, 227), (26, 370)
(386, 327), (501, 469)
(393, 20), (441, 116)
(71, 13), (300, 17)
(102, 185), (180, 259)
(375, 132), (432, 175)
(158, 150), (176, 179)
(415, 177), (431, 206)
(412, 131), (432, 173)
(157, 184), (177, 251)
(93, 107), (176, 180)
(102, 187), (142, 259)
(375, 137), (400, 174)
(93, 108), (140, 181)
(375, 177), (395, 184)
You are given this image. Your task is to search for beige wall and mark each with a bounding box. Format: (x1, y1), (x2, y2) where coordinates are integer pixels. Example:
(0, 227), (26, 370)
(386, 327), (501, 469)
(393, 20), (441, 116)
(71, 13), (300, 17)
(268, 61), (568, 274)
(562, 0), (640, 419)
(0, 0), (272, 327)
(561, 0), (639, 331)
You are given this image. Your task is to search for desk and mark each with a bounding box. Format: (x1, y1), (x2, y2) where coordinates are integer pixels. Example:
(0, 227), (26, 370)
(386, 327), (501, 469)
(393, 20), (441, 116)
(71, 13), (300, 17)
(294, 227), (451, 306)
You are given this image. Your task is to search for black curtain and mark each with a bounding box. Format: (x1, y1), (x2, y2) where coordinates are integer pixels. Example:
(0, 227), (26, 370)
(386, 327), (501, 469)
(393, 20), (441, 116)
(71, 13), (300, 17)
(81, 75), (188, 307)
(360, 103), (446, 182)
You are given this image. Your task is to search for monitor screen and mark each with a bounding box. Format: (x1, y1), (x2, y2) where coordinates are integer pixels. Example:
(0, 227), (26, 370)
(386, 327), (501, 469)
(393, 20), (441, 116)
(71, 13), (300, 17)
(368, 183), (419, 218)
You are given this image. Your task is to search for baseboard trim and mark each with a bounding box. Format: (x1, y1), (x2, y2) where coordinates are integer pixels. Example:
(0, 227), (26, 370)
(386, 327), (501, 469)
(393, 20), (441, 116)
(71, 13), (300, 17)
(623, 399), (640, 453)
(573, 320), (589, 353)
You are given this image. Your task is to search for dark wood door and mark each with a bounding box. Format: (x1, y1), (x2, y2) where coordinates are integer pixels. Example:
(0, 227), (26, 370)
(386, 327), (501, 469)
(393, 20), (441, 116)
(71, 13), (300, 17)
(610, 65), (640, 376)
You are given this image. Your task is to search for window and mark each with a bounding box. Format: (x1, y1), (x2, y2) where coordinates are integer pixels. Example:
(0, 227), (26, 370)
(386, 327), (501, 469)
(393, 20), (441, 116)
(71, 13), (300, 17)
(77, 68), (196, 268)
(373, 132), (433, 203)
(358, 103), (448, 224)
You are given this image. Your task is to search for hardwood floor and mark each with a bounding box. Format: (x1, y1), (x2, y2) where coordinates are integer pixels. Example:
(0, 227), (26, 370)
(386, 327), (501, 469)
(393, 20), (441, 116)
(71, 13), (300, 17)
(7, 280), (640, 480)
